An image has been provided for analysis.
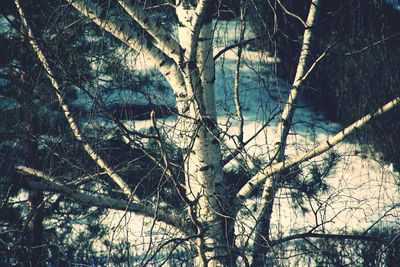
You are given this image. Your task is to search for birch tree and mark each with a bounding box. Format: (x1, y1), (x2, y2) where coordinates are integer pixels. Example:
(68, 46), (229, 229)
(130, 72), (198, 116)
(8, 0), (400, 266)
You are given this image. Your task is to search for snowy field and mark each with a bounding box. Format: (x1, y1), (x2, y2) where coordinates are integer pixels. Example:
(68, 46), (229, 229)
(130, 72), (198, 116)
(82, 19), (400, 259)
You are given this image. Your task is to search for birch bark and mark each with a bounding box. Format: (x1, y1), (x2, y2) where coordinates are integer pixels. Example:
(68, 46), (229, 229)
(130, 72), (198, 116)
(251, 1), (321, 265)
(176, 2), (231, 265)
(60, 1), (232, 264)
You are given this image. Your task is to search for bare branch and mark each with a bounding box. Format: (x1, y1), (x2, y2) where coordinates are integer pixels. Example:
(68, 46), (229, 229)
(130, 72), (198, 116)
(116, 0), (182, 64)
(296, 42), (334, 85)
(213, 35), (264, 61)
(276, 0), (308, 28)
(237, 97), (400, 198)
(271, 232), (387, 247)
(15, 0), (136, 201)
(344, 32), (400, 56)
(66, 0), (187, 99)
(150, 111), (191, 205)
(16, 165), (189, 233)
(222, 110), (280, 166)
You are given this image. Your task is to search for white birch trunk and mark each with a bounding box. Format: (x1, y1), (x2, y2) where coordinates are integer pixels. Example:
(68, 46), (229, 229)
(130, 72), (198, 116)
(66, 0), (190, 125)
(176, 2), (231, 265)
(234, 3), (246, 145)
(62, 0), (232, 264)
(251, 1), (321, 265)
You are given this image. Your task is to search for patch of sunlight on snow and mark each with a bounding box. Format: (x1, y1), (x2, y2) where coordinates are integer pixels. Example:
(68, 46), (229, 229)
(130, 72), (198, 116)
(98, 209), (185, 258)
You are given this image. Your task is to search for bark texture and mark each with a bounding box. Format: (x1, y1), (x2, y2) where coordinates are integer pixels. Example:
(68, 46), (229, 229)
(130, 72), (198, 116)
(176, 2), (231, 265)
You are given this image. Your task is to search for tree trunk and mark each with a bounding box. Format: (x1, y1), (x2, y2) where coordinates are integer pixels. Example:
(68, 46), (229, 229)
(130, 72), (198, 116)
(251, 179), (275, 266)
(176, 2), (233, 265)
(19, 8), (45, 265)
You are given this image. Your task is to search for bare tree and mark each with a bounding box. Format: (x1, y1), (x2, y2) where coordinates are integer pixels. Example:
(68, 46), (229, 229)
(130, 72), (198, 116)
(10, 0), (400, 266)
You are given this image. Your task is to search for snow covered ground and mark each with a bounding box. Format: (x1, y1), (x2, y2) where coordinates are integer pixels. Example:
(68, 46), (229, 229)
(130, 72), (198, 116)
(83, 19), (399, 259)
(210, 21), (400, 235)
(212, 21), (400, 236)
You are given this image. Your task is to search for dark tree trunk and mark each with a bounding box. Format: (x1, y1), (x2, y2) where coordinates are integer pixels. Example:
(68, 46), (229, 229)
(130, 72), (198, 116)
(20, 4), (45, 265)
